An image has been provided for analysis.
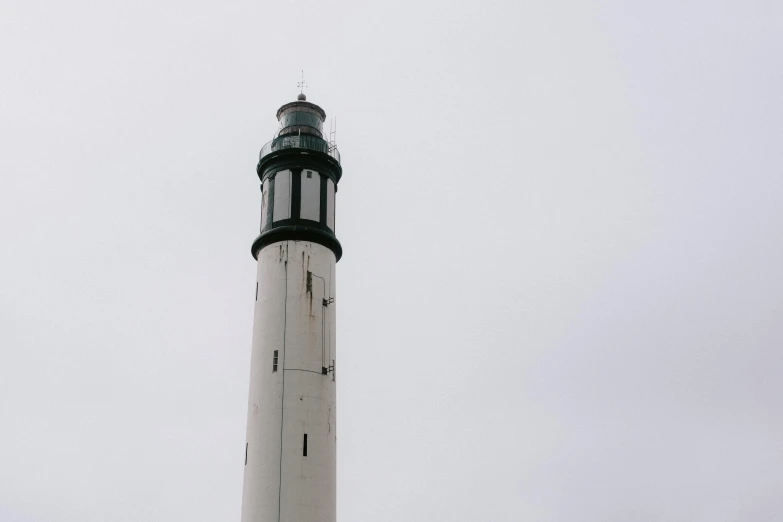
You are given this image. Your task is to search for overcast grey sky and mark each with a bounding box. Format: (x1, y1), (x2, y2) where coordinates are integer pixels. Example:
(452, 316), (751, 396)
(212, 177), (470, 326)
(2, 0), (782, 520)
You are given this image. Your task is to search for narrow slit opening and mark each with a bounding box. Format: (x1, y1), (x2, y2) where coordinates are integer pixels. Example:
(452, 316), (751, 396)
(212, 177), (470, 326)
(272, 350), (278, 372)
(303, 434), (308, 457)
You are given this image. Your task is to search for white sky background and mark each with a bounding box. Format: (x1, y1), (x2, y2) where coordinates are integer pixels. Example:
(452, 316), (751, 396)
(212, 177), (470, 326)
(1, 0), (782, 520)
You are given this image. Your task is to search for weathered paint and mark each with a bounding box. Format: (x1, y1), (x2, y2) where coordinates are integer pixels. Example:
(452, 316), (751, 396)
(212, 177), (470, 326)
(300, 170), (320, 222)
(241, 240), (336, 522)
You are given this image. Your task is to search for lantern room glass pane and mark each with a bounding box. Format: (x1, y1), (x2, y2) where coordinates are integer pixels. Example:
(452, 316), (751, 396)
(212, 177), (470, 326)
(260, 179), (270, 230)
(300, 170), (320, 222)
(326, 179), (335, 231)
(280, 111), (322, 131)
(273, 170), (291, 221)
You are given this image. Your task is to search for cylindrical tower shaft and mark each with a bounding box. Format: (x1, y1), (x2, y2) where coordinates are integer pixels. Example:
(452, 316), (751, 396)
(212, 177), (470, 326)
(241, 95), (342, 522)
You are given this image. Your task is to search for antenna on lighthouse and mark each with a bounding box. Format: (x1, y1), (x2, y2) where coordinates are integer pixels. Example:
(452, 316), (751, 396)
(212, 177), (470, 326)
(297, 70), (307, 100)
(328, 116), (337, 151)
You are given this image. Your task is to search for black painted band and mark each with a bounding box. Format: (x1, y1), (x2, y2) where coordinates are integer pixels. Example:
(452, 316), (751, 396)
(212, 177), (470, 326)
(258, 148), (341, 185)
(251, 226), (343, 261)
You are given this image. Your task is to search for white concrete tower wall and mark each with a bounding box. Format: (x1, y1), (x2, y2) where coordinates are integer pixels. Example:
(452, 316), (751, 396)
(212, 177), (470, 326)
(241, 239), (337, 522)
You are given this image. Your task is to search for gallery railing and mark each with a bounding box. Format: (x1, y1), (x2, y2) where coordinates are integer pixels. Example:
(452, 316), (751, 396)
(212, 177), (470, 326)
(259, 135), (340, 163)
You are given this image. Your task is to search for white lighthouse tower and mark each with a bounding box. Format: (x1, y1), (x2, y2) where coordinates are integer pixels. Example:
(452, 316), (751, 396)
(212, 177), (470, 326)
(240, 93), (342, 522)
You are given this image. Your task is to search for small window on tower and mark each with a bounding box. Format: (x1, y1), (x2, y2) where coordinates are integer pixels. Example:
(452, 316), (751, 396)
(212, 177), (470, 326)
(272, 350), (278, 372)
(306, 170), (313, 178)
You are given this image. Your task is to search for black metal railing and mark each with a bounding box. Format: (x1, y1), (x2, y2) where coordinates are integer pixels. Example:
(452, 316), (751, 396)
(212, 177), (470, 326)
(259, 135), (340, 163)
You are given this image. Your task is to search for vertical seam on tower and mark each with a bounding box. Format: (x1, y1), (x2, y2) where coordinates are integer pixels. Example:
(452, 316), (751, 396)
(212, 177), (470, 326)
(329, 262), (333, 374)
(277, 242), (289, 522)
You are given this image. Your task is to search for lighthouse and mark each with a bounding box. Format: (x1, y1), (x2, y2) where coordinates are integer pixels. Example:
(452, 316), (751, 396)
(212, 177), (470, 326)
(241, 92), (342, 522)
